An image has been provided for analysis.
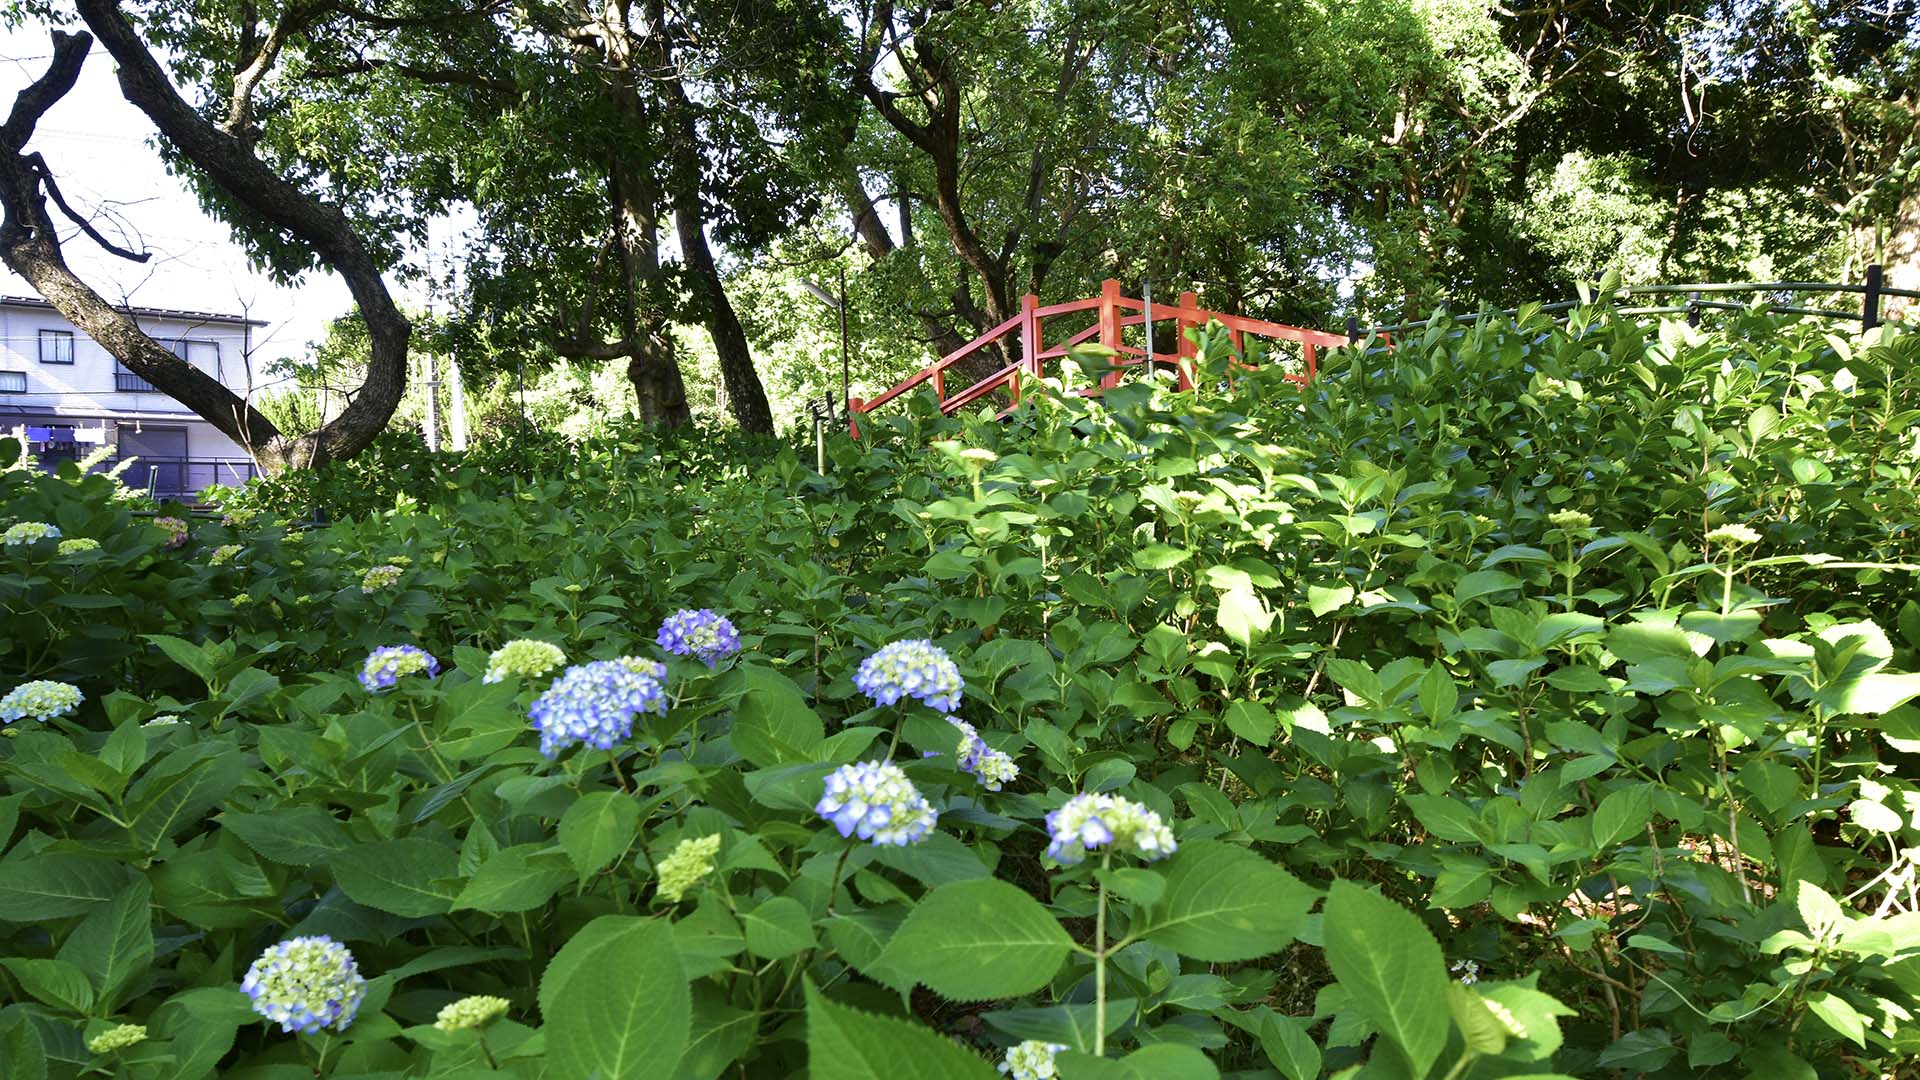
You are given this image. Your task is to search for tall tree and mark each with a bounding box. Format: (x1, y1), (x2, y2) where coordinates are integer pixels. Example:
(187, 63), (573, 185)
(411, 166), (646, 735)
(0, 6), (419, 471)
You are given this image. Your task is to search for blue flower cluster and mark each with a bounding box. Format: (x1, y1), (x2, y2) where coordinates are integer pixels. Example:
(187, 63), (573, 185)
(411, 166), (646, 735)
(854, 639), (964, 713)
(950, 717), (1019, 791)
(816, 760), (938, 845)
(656, 608), (741, 666)
(530, 657), (667, 758)
(1044, 793), (1177, 865)
(359, 645), (440, 693)
(241, 936), (368, 1034)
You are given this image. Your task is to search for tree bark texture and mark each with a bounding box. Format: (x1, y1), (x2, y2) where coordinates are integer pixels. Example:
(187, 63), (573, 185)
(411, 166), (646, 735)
(646, 0), (775, 435)
(77, 0), (413, 471)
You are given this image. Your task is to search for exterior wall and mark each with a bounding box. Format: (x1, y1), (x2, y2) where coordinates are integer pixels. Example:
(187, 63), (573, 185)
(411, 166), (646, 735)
(0, 301), (266, 495)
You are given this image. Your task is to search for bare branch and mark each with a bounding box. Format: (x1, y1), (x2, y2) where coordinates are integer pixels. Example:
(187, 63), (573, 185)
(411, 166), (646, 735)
(27, 153), (151, 262)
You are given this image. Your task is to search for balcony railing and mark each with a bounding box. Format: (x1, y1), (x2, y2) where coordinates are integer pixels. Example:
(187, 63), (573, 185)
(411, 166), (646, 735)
(41, 454), (257, 498)
(114, 371), (158, 392)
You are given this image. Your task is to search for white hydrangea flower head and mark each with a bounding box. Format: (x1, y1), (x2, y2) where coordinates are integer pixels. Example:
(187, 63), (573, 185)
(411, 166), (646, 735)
(1706, 523), (1761, 547)
(209, 543), (243, 566)
(1044, 793), (1177, 865)
(2, 521), (60, 547)
(433, 994), (510, 1032)
(360, 563), (404, 593)
(655, 834), (722, 903)
(1547, 510), (1592, 531)
(1, 680), (83, 724)
(483, 639), (566, 684)
(86, 1024), (148, 1054)
(999, 1040), (1067, 1079)
(56, 537), (100, 555)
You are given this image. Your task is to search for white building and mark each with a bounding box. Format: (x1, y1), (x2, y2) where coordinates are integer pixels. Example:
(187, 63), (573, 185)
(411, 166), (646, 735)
(0, 295), (266, 497)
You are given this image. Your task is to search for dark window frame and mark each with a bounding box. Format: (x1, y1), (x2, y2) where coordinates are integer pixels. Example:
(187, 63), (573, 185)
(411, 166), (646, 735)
(38, 329), (74, 365)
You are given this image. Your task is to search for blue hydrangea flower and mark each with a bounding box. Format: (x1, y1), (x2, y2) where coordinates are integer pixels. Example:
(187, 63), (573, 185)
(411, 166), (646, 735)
(1045, 793), (1177, 865)
(815, 760), (938, 845)
(0, 679), (83, 723)
(359, 645), (440, 693)
(949, 718), (1019, 791)
(854, 639), (964, 713)
(241, 936), (368, 1035)
(529, 657), (667, 758)
(1000, 1040), (1067, 1079)
(656, 608), (741, 666)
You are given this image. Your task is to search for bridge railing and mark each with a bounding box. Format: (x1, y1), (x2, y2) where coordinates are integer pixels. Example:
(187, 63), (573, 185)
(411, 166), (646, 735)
(849, 278), (1346, 436)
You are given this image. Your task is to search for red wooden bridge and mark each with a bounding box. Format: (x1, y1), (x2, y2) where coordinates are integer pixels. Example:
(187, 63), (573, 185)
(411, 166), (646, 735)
(848, 279), (1348, 436)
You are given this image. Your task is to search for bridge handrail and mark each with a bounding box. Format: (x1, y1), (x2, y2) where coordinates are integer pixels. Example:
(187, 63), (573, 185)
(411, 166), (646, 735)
(850, 278), (1332, 436)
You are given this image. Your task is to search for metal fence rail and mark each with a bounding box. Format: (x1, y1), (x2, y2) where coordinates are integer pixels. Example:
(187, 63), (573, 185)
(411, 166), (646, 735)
(1347, 264), (1918, 341)
(38, 454), (257, 498)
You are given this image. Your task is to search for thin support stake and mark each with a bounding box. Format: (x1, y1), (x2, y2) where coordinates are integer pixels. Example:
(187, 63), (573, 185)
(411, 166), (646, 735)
(839, 266), (851, 411)
(1864, 263), (1884, 331)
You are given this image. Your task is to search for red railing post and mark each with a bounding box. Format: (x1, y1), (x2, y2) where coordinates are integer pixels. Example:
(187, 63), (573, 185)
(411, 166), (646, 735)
(1099, 278), (1122, 389)
(1303, 343), (1317, 382)
(848, 397), (865, 439)
(1176, 291), (1198, 391)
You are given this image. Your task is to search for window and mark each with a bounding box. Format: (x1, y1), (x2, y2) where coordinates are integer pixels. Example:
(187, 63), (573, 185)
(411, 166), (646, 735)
(113, 362), (157, 393)
(170, 339), (220, 377)
(38, 329), (73, 365)
(0, 370), (24, 392)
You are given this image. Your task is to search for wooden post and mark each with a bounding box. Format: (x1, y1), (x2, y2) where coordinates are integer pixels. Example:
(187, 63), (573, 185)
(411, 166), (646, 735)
(1303, 343), (1317, 382)
(1099, 278), (1122, 389)
(1176, 290), (1198, 391)
(1013, 293), (1038, 405)
(848, 397), (864, 440)
(933, 366), (945, 404)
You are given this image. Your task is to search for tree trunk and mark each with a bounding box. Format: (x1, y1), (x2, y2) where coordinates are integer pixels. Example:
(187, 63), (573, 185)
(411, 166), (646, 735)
(549, 0), (692, 429)
(608, 161), (692, 428)
(78, 0), (411, 471)
(648, 0), (775, 435)
(1878, 184), (1920, 321)
(0, 40), (284, 456)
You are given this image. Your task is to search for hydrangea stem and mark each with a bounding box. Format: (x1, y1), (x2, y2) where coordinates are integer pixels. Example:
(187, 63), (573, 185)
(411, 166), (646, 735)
(884, 715), (903, 762)
(1094, 850), (1110, 1057)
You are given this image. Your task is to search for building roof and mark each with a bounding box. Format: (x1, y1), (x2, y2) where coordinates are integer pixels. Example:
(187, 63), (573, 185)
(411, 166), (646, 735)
(0, 294), (266, 327)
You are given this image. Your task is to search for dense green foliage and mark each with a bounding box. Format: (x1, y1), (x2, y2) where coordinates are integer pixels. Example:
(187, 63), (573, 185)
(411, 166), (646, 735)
(3, 304), (1919, 1078)
(13, 0), (1916, 438)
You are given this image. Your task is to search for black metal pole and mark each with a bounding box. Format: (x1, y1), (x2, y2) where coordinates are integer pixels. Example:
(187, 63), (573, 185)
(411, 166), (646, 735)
(1864, 263), (1884, 331)
(1346, 316), (1359, 344)
(1687, 291), (1700, 328)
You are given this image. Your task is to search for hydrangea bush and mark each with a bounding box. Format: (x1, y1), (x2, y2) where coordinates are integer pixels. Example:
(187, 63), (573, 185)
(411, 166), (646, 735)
(1, 308), (1918, 1078)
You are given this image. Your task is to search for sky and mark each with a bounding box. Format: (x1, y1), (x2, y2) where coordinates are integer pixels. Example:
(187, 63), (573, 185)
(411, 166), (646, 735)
(0, 24), (455, 372)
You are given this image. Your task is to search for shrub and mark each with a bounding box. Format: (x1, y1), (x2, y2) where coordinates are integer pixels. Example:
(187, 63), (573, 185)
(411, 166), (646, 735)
(1, 303), (1916, 1078)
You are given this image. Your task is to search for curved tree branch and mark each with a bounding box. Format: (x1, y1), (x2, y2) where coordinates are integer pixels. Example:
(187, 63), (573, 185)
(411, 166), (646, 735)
(0, 31), (283, 458)
(77, 0), (412, 469)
